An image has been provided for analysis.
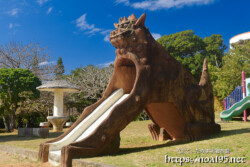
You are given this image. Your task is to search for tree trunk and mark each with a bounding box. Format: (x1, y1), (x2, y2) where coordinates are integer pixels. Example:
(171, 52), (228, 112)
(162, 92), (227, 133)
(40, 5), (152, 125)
(11, 103), (18, 130)
(12, 109), (16, 130)
(10, 112), (15, 130)
(2, 114), (11, 132)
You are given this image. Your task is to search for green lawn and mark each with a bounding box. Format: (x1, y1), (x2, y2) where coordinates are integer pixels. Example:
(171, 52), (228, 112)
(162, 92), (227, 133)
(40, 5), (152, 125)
(0, 113), (249, 167)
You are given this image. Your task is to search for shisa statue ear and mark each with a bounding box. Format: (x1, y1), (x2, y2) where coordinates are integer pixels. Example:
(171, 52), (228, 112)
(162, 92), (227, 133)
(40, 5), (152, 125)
(114, 23), (118, 28)
(135, 13), (146, 27)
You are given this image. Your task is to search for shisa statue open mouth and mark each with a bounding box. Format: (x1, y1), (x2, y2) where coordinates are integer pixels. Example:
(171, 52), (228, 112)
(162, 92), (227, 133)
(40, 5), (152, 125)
(39, 13), (220, 167)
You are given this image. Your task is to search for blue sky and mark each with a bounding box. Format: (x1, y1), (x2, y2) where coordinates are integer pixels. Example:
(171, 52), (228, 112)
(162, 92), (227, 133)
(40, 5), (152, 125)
(0, 0), (249, 74)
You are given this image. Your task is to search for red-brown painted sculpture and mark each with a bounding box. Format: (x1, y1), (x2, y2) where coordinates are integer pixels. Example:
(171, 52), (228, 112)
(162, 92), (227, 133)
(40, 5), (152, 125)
(39, 13), (220, 167)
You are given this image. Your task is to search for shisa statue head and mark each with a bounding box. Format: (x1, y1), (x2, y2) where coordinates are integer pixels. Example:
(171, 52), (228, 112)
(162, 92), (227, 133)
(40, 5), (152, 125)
(109, 13), (153, 49)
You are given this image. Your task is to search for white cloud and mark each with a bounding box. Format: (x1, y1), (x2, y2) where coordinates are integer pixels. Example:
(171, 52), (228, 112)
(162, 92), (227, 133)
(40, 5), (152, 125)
(116, 0), (215, 11)
(37, 0), (50, 5)
(98, 61), (114, 68)
(8, 8), (19, 16)
(39, 61), (55, 66)
(46, 7), (53, 14)
(152, 33), (161, 40)
(75, 14), (112, 42)
(102, 30), (112, 42)
(100, 29), (112, 35)
(104, 34), (110, 42)
(76, 14), (95, 31)
(9, 23), (13, 29)
(115, 0), (130, 6)
(9, 23), (19, 29)
(87, 28), (102, 34)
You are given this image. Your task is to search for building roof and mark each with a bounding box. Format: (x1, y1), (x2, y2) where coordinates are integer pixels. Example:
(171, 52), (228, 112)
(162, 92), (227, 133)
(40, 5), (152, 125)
(230, 32), (250, 44)
(36, 80), (80, 92)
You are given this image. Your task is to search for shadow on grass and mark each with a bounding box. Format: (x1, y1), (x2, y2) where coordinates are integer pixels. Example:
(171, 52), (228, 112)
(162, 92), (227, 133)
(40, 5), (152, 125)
(1, 127), (249, 158)
(0, 131), (63, 143)
(114, 127), (250, 156)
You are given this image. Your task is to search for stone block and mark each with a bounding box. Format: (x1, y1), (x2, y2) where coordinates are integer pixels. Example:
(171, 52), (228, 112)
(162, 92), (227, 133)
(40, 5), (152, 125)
(33, 128), (49, 138)
(18, 128), (49, 138)
(25, 128), (33, 137)
(18, 128), (26, 137)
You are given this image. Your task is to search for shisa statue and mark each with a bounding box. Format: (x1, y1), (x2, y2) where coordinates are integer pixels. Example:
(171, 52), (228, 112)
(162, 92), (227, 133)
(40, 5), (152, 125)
(39, 13), (220, 167)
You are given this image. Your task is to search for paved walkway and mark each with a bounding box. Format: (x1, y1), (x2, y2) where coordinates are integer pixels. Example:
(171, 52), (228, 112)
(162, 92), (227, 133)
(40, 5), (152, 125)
(0, 151), (53, 167)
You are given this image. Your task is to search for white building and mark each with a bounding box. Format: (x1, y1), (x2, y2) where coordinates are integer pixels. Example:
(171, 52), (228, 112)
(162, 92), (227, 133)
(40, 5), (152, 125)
(229, 32), (250, 48)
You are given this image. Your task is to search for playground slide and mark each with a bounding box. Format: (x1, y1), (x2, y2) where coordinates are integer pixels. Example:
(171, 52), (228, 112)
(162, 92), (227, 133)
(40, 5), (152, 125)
(48, 89), (129, 166)
(220, 96), (250, 121)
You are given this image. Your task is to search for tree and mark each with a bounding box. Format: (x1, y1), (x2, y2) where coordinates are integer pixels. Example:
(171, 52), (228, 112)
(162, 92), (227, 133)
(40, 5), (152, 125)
(19, 91), (54, 121)
(157, 30), (227, 80)
(204, 34), (227, 68)
(0, 41), (55, 81)
(212, 40), (250, 100)
(31, 53), (39, 76)
(0, 68), (41, 132)
(67, 65), (113, 99)
(55, 57), (65, 79)
(0, 41), (56, 130)
(64, 64), (114, 113)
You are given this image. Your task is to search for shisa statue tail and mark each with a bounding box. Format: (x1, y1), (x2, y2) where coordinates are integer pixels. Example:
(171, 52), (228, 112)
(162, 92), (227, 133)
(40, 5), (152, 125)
(199, 58), (216, 122)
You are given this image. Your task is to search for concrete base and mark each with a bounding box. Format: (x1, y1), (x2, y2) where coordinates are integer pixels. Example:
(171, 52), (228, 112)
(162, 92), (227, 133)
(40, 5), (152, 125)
(49, 150), (61, 166)
(0, 145), (116, 167)
(47, 116), (69, 132)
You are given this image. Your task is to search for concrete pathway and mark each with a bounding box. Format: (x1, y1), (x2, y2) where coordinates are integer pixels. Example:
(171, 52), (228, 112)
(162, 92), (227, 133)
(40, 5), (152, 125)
(0, 151), (53, 167)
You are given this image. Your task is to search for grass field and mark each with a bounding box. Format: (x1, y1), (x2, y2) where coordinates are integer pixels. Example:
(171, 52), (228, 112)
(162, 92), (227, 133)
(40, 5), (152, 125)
(0, 113), (249, 167)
